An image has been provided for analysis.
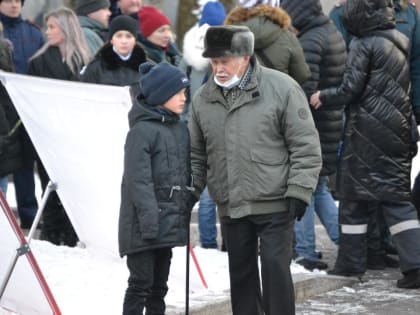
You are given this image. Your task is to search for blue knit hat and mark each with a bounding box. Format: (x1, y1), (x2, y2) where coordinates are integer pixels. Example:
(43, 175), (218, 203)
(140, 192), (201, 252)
(199, 1), (226, 27)
(139, 62), (190, 106)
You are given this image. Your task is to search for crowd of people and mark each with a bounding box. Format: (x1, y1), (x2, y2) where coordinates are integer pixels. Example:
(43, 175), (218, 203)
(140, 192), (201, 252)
(1, 0), (420, 314)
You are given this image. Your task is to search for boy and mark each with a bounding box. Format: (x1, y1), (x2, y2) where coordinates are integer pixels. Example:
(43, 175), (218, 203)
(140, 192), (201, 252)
(118, 61), (193, 314)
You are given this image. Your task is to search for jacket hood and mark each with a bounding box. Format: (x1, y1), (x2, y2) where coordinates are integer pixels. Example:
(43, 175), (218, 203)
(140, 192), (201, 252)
(182, 24), (210, 72)
(95, 42), (147, 71)
(281, 0), (327, 33)
(342, 0), (395, 38)
(128, 97), (179, 127)
(224, 5), (291, 50)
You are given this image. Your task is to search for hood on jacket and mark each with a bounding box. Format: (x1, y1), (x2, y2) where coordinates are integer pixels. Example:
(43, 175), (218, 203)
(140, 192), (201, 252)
(224, 5), (290, 50)
(128, 98), (179, 127)
(182, 23), (211, 72)
(281, 0), (326, 33)
(342, 0), (395, 38)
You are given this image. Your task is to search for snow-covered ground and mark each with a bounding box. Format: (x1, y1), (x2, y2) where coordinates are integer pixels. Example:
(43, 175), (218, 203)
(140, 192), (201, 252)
(1, 177), (317, 315)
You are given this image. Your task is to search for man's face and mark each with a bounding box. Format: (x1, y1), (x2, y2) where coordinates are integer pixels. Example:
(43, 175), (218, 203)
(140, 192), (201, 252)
(210, 56), (249, 84)
(118, 0), (142, 15)
(0, 0), (22, 18)
(88, 8), (111, 28)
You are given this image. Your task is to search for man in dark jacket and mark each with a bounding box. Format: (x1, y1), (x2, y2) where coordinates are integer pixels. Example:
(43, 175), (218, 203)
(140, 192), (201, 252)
(281, 0), (346, 271)
(189, 25), (322, 315)
(311, 0), (420, 289)
(0, 0), (43, 229)
(76, 0), (111, 56)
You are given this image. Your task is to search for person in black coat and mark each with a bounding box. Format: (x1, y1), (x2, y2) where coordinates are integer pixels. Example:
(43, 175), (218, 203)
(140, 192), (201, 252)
(0, 23), (22, 195)
(28, 7), (90, 246)
(119, 61), (193, 314)
(311, 0), (420, 289)
(81, 15), (147, 100)
(281, 0), (346, 271)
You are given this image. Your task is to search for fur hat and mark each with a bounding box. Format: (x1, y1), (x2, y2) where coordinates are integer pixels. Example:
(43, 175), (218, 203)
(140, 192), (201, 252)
(108, 15), (137, 39)
(139, 62), (190, 107)
(76, 0), (110, 16)
(138, 6), (171, 38)
(199, 1), (226, 27)
(238, 0), (281, 7)
(202, 25), (254, 58)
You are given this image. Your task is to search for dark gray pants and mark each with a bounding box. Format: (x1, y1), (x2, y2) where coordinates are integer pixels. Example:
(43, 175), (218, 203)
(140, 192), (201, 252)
(123, 248), (172, 315)
(335, 200), (420, 274)
(221, 211), (295, 315)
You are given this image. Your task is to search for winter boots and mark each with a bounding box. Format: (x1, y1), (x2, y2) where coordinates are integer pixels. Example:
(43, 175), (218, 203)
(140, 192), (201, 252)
(397, 269), (420, 289)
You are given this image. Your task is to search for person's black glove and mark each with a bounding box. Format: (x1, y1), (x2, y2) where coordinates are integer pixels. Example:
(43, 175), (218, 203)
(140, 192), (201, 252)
(287, 197), (307, 221)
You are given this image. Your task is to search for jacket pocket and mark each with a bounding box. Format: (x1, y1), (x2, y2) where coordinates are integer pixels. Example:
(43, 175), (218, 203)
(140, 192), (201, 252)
(245, 149), (289, 200)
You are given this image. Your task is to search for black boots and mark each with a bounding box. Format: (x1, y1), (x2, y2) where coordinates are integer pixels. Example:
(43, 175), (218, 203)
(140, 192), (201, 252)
(397, 269), (420, 289)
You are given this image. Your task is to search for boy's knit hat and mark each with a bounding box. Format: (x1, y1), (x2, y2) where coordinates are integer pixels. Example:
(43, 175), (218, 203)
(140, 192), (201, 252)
(76, 0), (110, 16)
(108, 15), (137, 38)
(199, 1), (226, 27)
(138, 6), (171, 38)
(238, 0), (281, 7)
(139, 62), (190, 106)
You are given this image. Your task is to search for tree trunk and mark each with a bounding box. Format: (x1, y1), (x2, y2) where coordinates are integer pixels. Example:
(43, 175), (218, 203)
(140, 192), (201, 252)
(175, 0), (197, 49)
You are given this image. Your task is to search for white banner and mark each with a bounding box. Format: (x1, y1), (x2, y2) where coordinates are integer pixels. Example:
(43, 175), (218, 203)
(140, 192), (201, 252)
(0, 72), (132, 255)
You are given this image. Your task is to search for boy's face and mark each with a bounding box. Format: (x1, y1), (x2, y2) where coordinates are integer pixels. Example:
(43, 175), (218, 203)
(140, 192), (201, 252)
(0, 0), (22, 18)
(161, 88), (187, 115)
(111, 30), (136, 57)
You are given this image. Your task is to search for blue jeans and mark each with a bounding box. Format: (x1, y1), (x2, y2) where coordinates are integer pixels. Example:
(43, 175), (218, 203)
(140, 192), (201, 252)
(198, 187), (217, 248)
(0, 176), (8, 195)
(294, 176), (339, 261)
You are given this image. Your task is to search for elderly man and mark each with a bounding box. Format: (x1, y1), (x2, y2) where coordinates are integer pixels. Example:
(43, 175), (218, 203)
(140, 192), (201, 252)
(188, 25), (322, 315)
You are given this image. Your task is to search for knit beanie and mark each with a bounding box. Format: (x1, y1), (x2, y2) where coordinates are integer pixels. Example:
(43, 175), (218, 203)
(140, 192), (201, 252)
(139, 62), (190, 107)
(138, 6), (171, 38)
(76, 0), (110, 16)
(108, 15), (137, 38)
(199, 1), (226, 27)
(238, 0), (281, 7)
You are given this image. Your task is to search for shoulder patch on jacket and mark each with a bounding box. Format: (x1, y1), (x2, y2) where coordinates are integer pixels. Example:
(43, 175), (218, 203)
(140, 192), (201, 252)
(298, 108), (309, 120)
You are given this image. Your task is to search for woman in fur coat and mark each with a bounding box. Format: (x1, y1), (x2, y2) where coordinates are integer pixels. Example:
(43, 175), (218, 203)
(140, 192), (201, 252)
(81, 15), (147, 100)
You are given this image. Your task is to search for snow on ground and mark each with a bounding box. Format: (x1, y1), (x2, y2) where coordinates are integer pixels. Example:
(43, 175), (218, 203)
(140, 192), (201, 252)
(1, 238), (315, 315)
(2, 178), (318, 315)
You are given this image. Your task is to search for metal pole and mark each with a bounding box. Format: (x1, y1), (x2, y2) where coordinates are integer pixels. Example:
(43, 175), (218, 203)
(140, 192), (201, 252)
(0, 181), (55, 299)
(27, 181), (56, 244)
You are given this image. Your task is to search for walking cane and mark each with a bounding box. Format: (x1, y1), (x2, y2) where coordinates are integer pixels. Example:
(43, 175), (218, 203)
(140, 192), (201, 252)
(185, 221), (190, 315)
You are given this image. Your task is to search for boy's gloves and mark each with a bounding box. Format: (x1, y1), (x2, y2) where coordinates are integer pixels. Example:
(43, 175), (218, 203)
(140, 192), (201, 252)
(287, 197), (307, 221)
